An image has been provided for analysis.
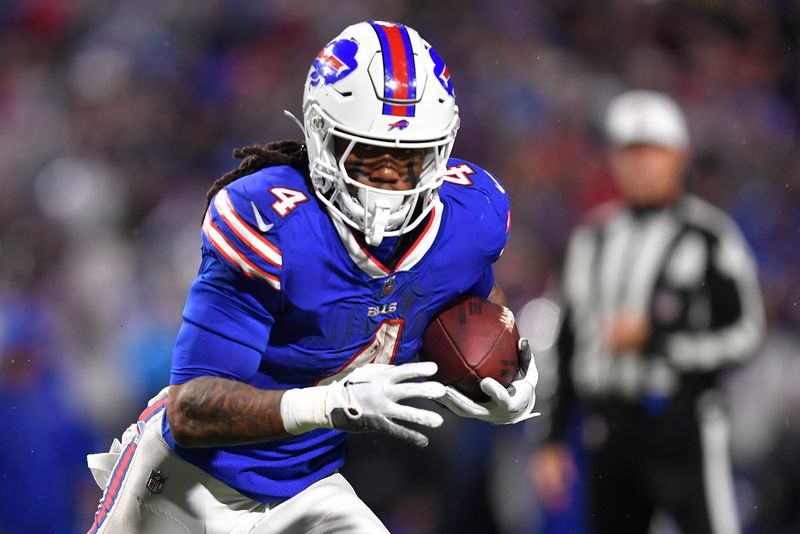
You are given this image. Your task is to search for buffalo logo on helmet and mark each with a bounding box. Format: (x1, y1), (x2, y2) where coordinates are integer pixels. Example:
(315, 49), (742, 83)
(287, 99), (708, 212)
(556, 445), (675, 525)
(429, 47), (453, 97)
(309, 39), (359, 87)
(388, 119), (410, 131)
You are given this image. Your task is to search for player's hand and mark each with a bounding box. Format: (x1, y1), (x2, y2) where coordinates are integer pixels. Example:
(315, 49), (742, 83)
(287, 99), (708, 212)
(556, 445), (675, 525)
(437, 338), (539, 425)
(326, 362), (446, 447)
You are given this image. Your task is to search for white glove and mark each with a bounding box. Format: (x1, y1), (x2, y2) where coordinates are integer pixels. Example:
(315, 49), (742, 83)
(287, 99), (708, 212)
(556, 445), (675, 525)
(281, 362), (446, 447)
(437, 338), (539, 425)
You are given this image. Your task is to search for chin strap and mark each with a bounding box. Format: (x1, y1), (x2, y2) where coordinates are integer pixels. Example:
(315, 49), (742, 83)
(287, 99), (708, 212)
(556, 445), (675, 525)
(365, 199), (393, 246)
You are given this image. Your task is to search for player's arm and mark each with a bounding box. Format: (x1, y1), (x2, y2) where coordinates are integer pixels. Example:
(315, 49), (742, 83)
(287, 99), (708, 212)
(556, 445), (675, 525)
(165, 250), (291, 448)
(169, 364), (447, 449)
(168, 378), (288, 447)
(167, 268), (446, 449)
(436, 166), (538, 424)
(169, 182), (291, 448)
(169, 185), (445, 448)
(170, 365), (446, 449)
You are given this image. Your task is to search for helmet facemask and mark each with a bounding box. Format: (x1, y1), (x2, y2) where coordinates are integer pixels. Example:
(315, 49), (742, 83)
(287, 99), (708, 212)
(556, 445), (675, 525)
(304, 102), (457, 245)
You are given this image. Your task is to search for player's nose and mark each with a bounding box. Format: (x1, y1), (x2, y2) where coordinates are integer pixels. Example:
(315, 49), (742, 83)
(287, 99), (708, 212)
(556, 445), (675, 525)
(367, 164), (403, 189)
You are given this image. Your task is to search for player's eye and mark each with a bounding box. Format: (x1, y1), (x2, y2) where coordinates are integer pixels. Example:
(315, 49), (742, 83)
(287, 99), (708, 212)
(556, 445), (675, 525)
(349, 143), (419, 162)
(350, 143), (383, 159)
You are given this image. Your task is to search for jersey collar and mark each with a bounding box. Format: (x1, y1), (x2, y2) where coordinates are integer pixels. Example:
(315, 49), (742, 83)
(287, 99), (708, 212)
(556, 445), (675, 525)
(330, 196), (444, 279)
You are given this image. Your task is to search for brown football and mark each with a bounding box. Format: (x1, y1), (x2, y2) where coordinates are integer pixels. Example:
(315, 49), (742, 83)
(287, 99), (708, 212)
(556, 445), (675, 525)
(420, 296), (520, 401)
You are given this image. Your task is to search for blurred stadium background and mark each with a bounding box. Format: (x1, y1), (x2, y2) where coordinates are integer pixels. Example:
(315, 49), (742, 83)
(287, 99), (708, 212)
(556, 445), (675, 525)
(1, 0), (798, 532)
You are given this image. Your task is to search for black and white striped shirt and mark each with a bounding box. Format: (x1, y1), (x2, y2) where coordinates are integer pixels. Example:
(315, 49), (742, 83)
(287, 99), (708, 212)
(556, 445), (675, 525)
(550, 194), (764, 439)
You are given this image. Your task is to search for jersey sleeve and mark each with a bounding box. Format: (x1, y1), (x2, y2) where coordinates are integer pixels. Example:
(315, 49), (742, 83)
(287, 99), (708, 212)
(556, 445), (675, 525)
(171, 251), (278, 384)
(465, 265), (495, 299)
(442, 159), (511, 263)
(173, 176), (288, 385)
(202, 182), (284, 292)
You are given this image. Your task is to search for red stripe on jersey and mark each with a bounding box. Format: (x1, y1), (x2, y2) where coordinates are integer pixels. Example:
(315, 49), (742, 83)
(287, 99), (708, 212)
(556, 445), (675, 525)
(204, 214), (281, 288)
(350, 231), (392, 275)
(218, 196), (281, 268)
(396, 205), (437, 268)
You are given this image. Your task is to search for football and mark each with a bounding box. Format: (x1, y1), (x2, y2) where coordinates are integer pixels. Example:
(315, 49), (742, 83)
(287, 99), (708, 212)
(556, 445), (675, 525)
(420, 296), (520, 401)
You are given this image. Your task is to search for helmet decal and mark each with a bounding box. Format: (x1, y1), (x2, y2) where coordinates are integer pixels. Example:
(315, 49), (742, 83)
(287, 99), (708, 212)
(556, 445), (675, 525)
(429, 46), (453, 97)
(369, 21), (417, 117)
(309, 38), (359, 87)
(387, 119), (410, 131)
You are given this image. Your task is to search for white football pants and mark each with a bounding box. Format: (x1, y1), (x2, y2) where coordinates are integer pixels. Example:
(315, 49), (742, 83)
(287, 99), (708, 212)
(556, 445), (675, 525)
(86, 388), (388, 534)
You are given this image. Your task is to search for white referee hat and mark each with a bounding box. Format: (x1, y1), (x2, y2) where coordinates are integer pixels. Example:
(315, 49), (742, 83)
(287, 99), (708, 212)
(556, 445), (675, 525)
(605, 90), (689, 149)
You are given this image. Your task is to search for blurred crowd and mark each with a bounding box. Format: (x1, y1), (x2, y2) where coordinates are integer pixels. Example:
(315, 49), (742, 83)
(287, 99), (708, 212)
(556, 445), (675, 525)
(0, 0), (798, 532)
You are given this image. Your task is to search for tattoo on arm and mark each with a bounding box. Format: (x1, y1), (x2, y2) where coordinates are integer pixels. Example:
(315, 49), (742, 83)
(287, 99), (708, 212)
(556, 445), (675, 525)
(168, 377), (288, 448)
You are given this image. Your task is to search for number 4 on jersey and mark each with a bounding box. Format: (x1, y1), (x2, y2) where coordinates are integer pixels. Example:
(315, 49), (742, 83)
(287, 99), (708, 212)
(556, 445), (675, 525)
(315, 320), (405, 386)
(442, 163), (475, 186)
(270, 187), (308, 217)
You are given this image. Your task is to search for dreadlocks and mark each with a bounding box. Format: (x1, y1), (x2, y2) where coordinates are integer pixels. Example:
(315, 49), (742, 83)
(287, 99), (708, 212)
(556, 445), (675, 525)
(205, 140), (308, 212)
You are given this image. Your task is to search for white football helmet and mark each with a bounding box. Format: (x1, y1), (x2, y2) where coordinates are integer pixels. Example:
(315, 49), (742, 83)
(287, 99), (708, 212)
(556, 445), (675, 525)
(302, 21), (459, 246)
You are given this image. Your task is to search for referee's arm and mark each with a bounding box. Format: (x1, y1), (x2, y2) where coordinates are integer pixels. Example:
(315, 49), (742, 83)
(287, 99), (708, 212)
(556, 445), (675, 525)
(664, 225), (765, 371)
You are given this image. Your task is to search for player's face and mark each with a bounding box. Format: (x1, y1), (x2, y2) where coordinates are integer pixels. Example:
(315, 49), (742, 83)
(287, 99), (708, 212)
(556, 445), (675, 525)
(335, 138), (424, 192)
(610, 144), (688, 207)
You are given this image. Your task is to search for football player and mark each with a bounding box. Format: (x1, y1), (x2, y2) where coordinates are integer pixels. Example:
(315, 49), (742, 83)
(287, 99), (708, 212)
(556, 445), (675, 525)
(86, 21), (538, 533)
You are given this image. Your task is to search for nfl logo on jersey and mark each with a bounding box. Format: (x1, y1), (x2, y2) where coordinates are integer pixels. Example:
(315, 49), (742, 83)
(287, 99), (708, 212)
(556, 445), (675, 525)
(380, 276), (396, 297)
(146, 470), (167, 495)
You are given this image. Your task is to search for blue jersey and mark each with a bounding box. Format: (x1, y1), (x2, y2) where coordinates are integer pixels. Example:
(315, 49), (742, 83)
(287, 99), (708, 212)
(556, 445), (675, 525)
(162, 158), (510, 503)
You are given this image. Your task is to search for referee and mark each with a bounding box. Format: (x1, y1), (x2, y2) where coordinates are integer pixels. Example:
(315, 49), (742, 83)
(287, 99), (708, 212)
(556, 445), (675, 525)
(533, 91), (765, 534)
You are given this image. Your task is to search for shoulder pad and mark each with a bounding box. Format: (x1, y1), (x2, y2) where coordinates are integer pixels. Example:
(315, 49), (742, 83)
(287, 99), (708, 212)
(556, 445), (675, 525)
(442, 158), (507, 198)
(200, 166), (311, 292)
(440, 158), (511, 260)
(227, 166), (312, 223)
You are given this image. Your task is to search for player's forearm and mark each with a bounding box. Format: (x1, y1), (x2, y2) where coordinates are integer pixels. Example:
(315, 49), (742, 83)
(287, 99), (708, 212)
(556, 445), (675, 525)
(167, 376), (289, 448)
